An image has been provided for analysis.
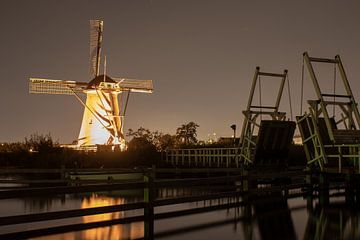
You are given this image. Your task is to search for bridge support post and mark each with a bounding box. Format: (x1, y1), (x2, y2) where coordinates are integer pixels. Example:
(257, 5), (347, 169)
(242, 170), (249, 192)
(318, 173), (329, 206)
(144, 167), (155, 240)
(242, 169), (257, 193)
(305, 169), (314, 211)
(345, 173), (356, 204)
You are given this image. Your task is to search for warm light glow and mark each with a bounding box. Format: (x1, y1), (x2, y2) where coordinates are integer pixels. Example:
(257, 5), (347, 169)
(81, 194), (144, 240)
(34, 194), (144, 240)
(77, 90), (123, 147)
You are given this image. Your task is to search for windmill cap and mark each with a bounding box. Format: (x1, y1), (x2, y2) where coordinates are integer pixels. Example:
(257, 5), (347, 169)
(87, 75), (116, 88)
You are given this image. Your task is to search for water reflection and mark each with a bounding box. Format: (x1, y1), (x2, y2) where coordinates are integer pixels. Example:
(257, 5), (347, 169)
(251, 193), (296, 240)
(81, 194), (143, 240)
(152, 191), (360, 240)
(304, 200), (360, 239)
(2, 186), (360, 239)
(24, 195), (68, 213)
(30, 194), (143, 240)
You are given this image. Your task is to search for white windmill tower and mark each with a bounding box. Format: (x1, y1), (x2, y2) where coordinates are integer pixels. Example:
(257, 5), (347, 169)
(29, 20), (153, 151)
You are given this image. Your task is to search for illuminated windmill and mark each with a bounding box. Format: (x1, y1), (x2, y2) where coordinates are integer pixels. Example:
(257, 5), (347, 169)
(29, 20), (153, 150)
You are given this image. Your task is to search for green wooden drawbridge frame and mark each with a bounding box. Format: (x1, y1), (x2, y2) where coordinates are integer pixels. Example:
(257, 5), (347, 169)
(297, 52), (360, 173)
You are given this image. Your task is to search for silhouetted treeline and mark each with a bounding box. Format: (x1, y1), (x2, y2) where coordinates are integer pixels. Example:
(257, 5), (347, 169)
(0, 144), (160, 169)
(0, 122), (203, 169)
(0, 123), (306, 169)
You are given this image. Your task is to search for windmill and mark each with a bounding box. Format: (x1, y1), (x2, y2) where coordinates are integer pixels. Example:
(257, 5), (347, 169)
(29, 20), (153, 151)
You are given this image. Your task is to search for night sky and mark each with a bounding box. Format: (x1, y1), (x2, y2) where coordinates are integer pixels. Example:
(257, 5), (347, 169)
(1, 0), (360, 143)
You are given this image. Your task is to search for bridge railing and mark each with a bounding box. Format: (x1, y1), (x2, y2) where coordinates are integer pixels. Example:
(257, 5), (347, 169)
(164, 147), (239, 168)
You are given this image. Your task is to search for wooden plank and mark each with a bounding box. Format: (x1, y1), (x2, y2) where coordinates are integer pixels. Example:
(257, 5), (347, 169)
(0, 202), (146, 226)
(0, 168), (143, 174)
(255, 120), (296, 163)
(0, 215), (144, 240)
(0, 181), (146, 199)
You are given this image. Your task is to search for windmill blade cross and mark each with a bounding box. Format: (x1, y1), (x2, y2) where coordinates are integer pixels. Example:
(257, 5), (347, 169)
(89, 20), (103, 79)
(112, 78), (153, 93)
(29, 78), (87, 95)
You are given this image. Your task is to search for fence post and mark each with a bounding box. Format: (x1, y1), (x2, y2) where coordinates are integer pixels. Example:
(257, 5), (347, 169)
(305, 169), (313, 211)
(144, 167), (155, 240)
(242, 169), (249, 192)
(318, 172), (329, 206)
(345, 173), (355, 204)
(60, 165), (66, 180)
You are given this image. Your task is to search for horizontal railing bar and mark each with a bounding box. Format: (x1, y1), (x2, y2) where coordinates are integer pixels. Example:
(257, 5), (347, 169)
(309, 57), (339, 64)
(0, 181), (146, 199)
(258, 72), (286, 78)
(0, 179), (67, 184)
(250, 105), (277, 109)
(0, 215), (144, 240)
(322, 93), (351, 98)
(154, 176), (242, 188)
(0, 179), (143, 184)
(323, 101), (351, 105)
(248, 110), (280, 114)
(0, 168), (145, 174)
(156, 168), (241, 174)
(0, 202), (146, 226)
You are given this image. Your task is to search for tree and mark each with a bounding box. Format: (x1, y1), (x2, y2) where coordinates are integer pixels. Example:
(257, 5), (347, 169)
(157, 134), (176, 151)
(127, 131), (158, 166)
(127, 127), (158, 153)
(175, 122), (200, 146)
(25, 133), (55, 153)
(127, 127), (176, 151)
(127, 127), (153, 140)
(128, 137), (156, 153)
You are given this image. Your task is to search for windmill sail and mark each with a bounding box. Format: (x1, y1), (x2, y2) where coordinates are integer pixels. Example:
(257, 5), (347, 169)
(29, 78), (87, 95)
(89, 20), (103, 79)
(112, 78), (153, 93)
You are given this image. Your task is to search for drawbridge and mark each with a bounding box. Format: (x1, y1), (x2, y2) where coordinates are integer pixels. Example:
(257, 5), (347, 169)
(297, 52), (360, 173)
(236, 67), (296, 168)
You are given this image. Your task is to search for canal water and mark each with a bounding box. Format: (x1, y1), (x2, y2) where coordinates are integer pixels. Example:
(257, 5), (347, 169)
(0, 186), (357, 240)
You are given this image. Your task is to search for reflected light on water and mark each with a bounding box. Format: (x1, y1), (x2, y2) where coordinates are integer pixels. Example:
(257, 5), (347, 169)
(33, 194), (143, 240)
(82, 194), (124, 240)
(81, 194), (143, 240)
